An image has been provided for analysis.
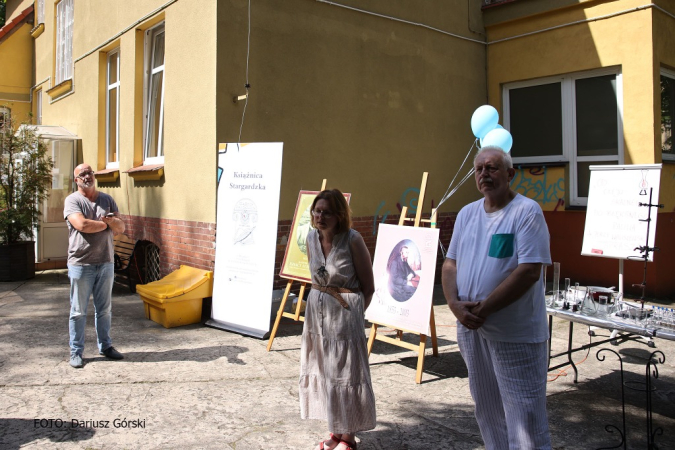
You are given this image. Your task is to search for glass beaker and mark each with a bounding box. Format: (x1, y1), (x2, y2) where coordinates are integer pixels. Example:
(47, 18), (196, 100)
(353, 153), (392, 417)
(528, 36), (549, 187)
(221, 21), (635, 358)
(550, 262), (560, 307)
(563, 278), (571, 307)
(597, 295), (609, 316)
(581, 289), (597, 316)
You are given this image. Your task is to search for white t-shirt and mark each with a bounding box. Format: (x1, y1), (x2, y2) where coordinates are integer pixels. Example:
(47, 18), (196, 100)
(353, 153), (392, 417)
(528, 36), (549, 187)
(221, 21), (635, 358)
(447, 193), (551, 343)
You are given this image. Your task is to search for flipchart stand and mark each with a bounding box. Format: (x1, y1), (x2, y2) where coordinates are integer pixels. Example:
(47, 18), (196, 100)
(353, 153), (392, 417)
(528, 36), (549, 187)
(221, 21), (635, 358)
(366, 172), (439, 384)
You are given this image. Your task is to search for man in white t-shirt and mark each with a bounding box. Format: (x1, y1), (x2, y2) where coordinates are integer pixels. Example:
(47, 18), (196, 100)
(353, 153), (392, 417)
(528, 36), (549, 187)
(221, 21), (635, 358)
(442, 146), (552, 449)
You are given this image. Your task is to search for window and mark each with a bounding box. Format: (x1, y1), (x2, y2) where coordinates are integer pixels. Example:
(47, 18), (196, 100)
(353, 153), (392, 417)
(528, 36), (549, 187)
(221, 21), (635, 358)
(55, 0), (73, 85)
(106, 49), (120, 168)
(37, 0), (45, 24)
(0, 107), (9, 129)
(144, 23), (165, 163)
(36, 90), (42, 125)
(504, 69), (623, 206)
(662, 68), (675, 162)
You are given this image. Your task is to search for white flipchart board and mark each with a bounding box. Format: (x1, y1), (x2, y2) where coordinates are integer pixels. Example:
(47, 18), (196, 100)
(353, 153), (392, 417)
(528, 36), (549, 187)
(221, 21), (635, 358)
(207, 142), (283, 338)
(581, 164), (661, 261)
(581, 164), (661, 293)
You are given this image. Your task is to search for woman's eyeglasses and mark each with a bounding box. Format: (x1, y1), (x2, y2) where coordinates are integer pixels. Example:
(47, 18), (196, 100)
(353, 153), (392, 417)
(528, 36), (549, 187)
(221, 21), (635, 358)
(311, 210), (334, 219)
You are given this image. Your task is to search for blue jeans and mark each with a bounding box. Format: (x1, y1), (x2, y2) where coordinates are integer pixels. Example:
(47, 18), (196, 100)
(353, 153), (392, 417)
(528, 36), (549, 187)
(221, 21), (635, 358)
(68, 263), (115, 356)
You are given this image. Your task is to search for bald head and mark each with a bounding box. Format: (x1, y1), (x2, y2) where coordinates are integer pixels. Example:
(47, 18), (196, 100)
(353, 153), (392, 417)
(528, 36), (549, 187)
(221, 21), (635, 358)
(74, 164), (96, 191)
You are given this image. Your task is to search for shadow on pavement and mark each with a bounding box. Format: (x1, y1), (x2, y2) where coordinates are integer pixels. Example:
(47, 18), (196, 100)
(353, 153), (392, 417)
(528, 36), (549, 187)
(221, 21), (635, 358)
(0, 418), (96, 450)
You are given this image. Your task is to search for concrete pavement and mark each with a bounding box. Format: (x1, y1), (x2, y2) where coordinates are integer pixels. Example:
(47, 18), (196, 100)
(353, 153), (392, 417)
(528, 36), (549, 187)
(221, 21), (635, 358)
(1, 270), (674, 449)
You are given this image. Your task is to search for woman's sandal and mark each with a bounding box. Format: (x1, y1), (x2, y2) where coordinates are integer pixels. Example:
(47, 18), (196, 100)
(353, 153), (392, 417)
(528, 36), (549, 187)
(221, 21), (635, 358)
(338, 440), (358, 450)
(315, 433), (341, 450)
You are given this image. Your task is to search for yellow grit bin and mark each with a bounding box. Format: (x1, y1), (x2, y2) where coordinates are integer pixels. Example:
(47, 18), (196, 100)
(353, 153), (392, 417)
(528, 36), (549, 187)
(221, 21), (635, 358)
(136, 265), (214, 328)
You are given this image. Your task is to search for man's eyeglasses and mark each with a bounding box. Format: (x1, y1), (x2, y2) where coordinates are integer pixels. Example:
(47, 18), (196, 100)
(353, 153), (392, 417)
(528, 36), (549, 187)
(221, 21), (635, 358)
(474, 165), (501, 174)
(311, 210), (334, 219)
(76, 170), (94, 179)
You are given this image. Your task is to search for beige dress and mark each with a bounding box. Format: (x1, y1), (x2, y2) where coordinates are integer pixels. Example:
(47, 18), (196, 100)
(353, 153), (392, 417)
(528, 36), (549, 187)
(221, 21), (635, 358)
(299, 229), (376, 434)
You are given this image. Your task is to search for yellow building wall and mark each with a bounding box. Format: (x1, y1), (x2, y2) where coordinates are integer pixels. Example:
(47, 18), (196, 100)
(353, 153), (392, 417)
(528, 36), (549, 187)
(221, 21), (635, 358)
(487, 0), (656, 164)
(486, 0), (674, 212)
(654, 2), (675, 212)
(0, 21), (33, 122)
(4, 0), (33, 22)
(215, 0), (488, 219)
(34, 0), (217, 223)
(30, 0), (489, 224)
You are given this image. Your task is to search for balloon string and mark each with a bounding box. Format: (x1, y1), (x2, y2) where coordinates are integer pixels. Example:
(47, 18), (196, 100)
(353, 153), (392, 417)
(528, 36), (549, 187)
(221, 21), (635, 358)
(438, 167), (475, 209)
(436, 140), (475, 206)
(436, 166), (475, 259)
(435, 140), (477, 210)
(446, 168), (475, 201)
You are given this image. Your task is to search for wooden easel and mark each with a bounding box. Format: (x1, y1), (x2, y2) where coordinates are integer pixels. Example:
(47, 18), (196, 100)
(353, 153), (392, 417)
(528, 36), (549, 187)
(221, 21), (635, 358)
(267, 179), (327, 351)
(366, 172), (439, 384)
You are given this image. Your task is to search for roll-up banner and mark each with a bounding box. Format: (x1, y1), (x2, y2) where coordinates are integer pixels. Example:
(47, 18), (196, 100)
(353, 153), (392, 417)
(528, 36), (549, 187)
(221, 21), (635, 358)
(206, 142), (283, 338)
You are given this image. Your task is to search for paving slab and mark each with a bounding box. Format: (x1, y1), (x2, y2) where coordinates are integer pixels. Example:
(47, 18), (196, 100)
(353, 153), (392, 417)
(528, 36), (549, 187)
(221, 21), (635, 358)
(1, 270), (674, 449)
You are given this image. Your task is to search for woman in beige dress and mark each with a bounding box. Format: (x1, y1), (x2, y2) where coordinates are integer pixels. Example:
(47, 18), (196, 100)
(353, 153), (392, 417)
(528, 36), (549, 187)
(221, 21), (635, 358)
(299, 189), (376, 450)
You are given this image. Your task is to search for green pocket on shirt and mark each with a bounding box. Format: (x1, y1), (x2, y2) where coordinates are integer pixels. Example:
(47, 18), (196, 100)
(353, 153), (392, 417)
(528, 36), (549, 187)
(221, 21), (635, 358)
(489, 233), (514, 258)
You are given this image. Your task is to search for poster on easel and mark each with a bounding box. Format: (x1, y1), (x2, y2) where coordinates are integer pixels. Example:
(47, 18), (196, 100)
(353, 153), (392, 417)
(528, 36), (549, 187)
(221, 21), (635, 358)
(279, 191), (351, 282)
(207, 142), (283, 338)
(365, 223), (439, 335)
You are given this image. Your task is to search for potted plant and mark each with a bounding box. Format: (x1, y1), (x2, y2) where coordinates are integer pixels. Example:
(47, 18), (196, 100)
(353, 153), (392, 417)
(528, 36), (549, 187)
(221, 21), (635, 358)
(0, 116), (54, 281)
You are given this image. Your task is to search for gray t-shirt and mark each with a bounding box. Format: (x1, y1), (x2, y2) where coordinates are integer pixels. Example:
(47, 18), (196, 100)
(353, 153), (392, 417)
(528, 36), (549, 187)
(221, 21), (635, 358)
(64, 191), (119, 265)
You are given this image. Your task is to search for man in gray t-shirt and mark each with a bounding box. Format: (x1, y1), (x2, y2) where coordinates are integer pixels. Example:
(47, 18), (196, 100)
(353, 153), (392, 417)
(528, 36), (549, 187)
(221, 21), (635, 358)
(64, 163), (126, 368)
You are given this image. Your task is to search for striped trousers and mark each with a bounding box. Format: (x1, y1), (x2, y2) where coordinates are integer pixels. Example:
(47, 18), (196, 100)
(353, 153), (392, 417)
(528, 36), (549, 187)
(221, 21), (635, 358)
(457, 328), (551, 450)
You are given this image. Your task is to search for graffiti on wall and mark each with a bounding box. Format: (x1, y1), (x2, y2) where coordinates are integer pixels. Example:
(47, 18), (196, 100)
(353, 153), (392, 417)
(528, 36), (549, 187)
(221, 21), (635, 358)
(511, 166), (565, 211)
(373, 187), (420, 235)
(372, 187), (459, 235)
(372, 167), (565, 234)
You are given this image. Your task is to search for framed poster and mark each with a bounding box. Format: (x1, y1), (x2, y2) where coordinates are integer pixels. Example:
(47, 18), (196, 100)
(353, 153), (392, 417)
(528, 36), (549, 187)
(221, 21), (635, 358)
(365, 223), (439, 335)
(208, 142), (283, 338)
(279, 190), (351, 282)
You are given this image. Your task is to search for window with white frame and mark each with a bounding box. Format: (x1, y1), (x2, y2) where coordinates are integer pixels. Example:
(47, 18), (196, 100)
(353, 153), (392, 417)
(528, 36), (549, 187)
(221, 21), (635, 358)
(503, 69), (623, 206)
(55, 0), (73, 85)
(143, 23), (165, 163)
(106, 49), (120, 168)
(661, 68), (675, 161)
(0, 107), (9, 129)
(37, 0), (45, 24)
(36, 89), (42, 125)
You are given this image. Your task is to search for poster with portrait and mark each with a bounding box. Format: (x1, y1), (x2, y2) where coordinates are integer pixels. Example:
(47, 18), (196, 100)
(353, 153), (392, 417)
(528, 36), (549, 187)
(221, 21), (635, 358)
(208, 142), (283, 338)
(279, 190), (351, 282)
(365, 224), (439, 335)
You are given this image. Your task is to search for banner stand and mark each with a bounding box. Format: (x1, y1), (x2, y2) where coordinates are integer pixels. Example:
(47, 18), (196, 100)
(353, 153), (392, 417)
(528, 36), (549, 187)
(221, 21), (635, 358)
(206, 319), (269, 339)
(366, 172), (439, 384)
(267, 179), (327, 351)
(207, 142), (284, 340)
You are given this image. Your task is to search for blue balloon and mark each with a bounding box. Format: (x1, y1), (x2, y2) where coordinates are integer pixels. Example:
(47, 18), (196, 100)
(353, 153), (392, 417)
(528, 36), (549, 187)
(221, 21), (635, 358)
(479, 124), (503, 147)
(471, 105), (499, 139)
(480, 128), (513, 153)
